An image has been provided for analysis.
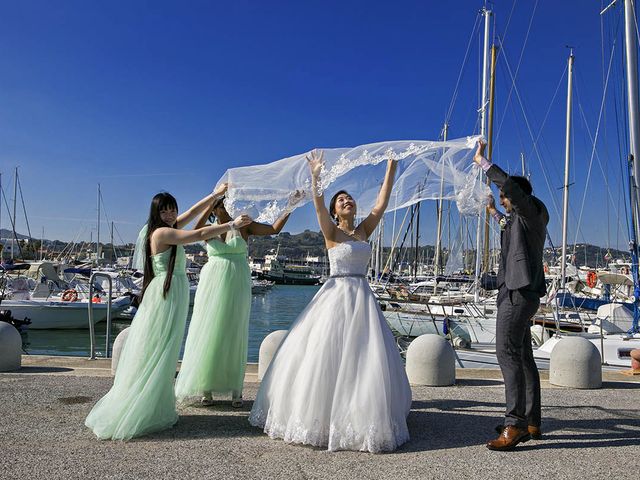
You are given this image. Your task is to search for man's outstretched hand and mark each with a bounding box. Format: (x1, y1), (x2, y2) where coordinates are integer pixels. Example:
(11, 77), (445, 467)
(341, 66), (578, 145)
(473, 140), (487, 166)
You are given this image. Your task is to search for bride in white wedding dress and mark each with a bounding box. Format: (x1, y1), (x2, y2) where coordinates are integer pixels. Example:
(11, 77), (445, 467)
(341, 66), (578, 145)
(249, 149), (412, 453)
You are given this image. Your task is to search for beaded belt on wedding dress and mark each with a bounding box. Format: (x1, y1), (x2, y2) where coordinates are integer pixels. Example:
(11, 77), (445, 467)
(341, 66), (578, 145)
(330, 274), (366, 278)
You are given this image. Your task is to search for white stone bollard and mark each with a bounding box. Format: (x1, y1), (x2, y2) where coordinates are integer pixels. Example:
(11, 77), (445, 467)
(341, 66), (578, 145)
(110, 327), (131, 375)
(406, 334), (455, 386)
(0, 322), (22, 372)
(258, 330), (288, 381)
(549, 336), (602, 389)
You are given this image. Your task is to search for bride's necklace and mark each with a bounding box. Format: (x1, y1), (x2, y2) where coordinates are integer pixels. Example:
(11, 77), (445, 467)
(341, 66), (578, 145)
(338, 224), (359, 239)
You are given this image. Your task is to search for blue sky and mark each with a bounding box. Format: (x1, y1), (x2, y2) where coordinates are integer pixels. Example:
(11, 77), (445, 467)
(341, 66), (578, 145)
(0, 1), (635, 251)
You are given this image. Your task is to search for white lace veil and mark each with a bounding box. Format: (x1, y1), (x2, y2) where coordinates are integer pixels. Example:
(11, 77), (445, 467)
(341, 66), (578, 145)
(131, 224), (148, 271)
(216, 136), (488, 223)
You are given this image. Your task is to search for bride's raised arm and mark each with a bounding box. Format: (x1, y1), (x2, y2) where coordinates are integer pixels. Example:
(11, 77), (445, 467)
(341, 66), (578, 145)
(306, 149), (338, 242)
(359, 157), (398, 239)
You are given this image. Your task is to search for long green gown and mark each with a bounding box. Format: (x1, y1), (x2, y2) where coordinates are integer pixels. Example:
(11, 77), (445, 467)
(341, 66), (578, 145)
(85, 246), (189, 440)
(175, 230), (251, 403)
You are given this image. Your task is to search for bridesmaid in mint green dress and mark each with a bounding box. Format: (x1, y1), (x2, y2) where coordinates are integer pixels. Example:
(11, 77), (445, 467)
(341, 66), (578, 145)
(175, 191), (303, 407)
(85, 187), (251, 440)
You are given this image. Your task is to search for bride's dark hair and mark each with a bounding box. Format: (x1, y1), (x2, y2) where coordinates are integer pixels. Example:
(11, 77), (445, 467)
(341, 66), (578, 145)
(329, 190), (355, 224)
(142, 192), (178, 299)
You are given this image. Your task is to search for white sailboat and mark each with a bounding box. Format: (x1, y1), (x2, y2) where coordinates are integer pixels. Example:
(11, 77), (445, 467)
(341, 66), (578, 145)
(533, 2), (640, 368)
(1, 296), (130, 329)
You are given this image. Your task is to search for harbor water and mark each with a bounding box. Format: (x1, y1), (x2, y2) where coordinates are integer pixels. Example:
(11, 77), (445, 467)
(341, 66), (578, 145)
(20, 285), (321, 363)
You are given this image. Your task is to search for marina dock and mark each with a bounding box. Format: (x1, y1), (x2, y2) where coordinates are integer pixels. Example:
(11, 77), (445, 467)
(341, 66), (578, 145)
(1, 356), (638, 479)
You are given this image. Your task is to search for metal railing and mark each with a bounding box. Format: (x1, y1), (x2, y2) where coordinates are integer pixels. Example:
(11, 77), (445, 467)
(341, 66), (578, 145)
(87, 273), (113, 360)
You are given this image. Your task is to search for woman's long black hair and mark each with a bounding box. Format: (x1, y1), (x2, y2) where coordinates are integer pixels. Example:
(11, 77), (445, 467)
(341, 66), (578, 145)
(142, 193), (179, 299)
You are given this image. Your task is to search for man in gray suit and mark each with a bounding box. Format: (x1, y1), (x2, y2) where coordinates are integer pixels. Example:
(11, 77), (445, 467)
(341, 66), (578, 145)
(473, 140), (549, 451)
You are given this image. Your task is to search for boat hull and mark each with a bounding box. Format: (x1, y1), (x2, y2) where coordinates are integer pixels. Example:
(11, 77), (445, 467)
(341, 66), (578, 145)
(1, 296), (130, 329)
(382, 306), (498, 344)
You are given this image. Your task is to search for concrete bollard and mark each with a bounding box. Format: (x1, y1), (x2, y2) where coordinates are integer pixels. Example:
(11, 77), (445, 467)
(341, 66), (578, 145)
(549, 336), (602, 389)
(0, 322), (22, 372)
(258, 330), (288, 381)
(405, 334), (455, 386)
(110, 327), (131, 375)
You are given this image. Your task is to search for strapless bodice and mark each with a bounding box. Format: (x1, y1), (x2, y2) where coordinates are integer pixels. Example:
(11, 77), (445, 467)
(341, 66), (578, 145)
(328, 241), (371, 276)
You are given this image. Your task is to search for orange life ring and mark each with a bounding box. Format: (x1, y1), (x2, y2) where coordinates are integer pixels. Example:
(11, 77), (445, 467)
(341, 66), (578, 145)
(61, 289), (78, 302)
(543, 264), (549, 274)
(586, 271), (597, 289)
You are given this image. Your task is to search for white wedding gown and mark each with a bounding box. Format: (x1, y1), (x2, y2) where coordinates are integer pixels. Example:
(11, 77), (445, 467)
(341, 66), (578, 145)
(249, 241), (412, 453)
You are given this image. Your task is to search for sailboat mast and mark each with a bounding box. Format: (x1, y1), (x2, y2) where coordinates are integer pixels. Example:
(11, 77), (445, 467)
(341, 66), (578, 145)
(373, 222), (380, 281)
(0, 172), (2, 260)
(474, 7), (492, 301)
(434, 122), (449, 278)
(560, 51), (575, 291)
(622, 0), (640, 332)
(479, 8), (491, 137)
(96, 183), (101, 265)
(111, 221), (114, 263)
(11, 167), (17, 260)
(624, 0), (640, 242)
(483, 44), (498, 272)
(413, 204), (420, 281)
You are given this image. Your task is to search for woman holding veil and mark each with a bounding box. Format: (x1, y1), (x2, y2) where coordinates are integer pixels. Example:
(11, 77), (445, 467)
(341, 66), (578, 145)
(249, 149), (412, 453)
(86, 186), (251, 440)
(175, 189), (304, 408)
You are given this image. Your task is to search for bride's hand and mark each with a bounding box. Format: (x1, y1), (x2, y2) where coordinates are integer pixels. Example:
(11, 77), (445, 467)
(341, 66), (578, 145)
(306, 149), (324, 178)
(385, 148), (398, 163)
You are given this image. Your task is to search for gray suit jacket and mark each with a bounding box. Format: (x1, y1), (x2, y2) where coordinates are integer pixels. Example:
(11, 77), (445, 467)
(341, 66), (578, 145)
(486, 164), (549, 296)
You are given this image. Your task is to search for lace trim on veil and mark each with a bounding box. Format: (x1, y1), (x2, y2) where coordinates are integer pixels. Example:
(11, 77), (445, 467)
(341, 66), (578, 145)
(220, 136), (487, 225)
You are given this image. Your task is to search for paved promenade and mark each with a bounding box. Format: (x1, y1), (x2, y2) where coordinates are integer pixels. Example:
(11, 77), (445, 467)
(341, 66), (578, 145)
(1, 356), (638, 480)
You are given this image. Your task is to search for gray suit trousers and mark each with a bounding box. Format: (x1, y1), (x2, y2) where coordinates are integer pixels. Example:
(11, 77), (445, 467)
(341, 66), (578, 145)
(496, 286), (541, 429)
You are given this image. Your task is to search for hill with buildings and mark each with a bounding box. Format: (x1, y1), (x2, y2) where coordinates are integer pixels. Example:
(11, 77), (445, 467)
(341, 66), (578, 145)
(0, 227), (632, 269)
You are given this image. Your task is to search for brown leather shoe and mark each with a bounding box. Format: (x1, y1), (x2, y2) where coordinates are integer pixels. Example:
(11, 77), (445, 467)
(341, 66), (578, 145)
(495, 424), (542, 440)
(528, 425), (542, 440)
(486, 425), (531, 451)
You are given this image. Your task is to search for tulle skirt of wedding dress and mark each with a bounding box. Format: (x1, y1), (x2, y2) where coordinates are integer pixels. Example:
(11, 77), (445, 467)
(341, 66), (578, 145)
(249, 276), (412, 453)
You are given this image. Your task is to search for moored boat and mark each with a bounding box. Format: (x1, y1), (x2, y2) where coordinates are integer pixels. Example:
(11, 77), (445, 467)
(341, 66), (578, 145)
(1, 295), (130, 329)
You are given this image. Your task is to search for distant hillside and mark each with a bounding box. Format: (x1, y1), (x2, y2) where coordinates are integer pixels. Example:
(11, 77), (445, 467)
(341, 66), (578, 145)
(0, 228), (30, 240)
(1, 225), (631, 269)
(248, 233), (629, 269)
(247, 233), (630, 270)
(248, 230), (326, 259)
(543, 243), (630, 268)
